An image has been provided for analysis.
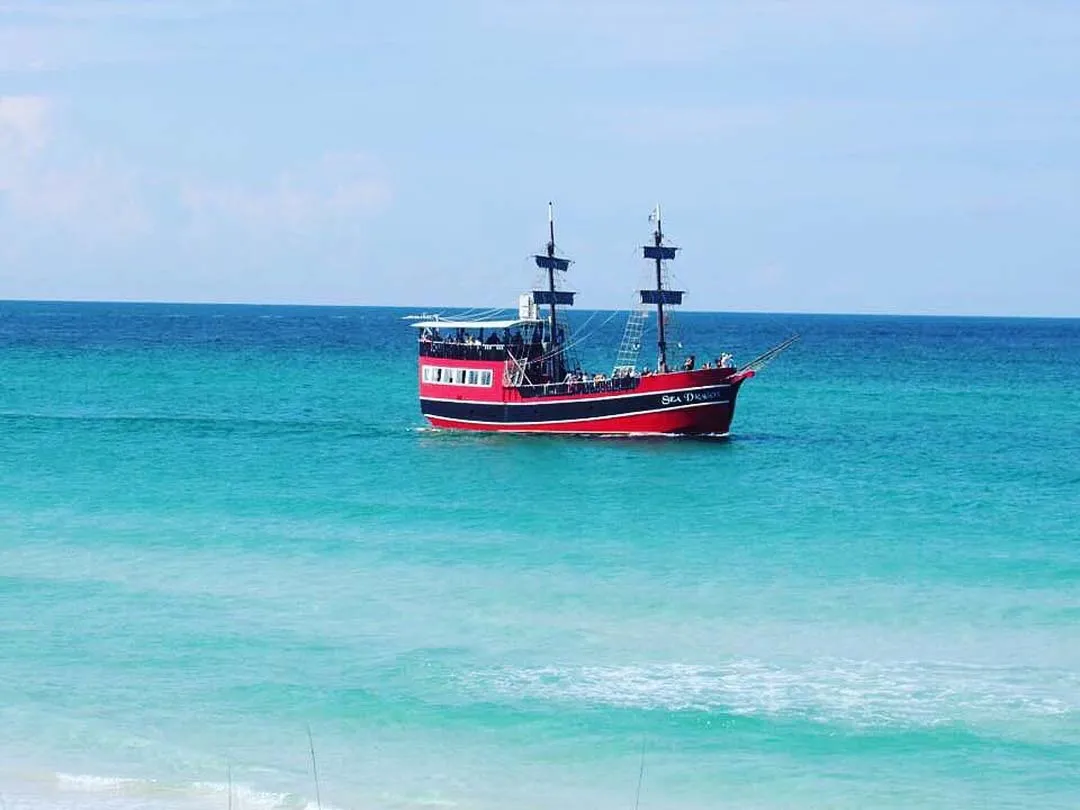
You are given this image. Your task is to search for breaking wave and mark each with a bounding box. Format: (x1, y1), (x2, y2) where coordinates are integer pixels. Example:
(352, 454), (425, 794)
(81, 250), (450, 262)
(49, 772), (332, 810)
(460, 659), (1078, 729)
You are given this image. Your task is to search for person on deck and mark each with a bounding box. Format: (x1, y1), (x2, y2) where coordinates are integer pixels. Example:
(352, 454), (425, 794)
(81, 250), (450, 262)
(683, 355), (696, 371)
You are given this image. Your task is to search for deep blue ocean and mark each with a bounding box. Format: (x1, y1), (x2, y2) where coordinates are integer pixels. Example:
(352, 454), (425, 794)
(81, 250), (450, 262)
(1, 301), (1078, 810)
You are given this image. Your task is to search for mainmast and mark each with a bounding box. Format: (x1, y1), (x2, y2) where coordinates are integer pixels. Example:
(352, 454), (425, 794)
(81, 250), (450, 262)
(641, 204), (683, 372)
(532, 202), (574, 381)
(545, 203), (558, 345)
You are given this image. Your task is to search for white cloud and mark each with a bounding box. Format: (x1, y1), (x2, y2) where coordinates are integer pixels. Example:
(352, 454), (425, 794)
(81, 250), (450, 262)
(0, 0), (233, 72)
(180, 152), (392, 236)
(0, 94), (150, 241)
(0, 93), (391, 250)
(0, 94), (51, 152)
(12, 158), (149, 238)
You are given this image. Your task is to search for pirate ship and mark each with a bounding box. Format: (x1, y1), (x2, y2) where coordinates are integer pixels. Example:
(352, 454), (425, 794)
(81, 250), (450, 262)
(411, 205), (794, 435)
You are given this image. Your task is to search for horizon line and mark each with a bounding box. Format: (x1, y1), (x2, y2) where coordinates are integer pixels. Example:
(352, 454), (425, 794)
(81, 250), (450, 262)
(0, 296), (1077, 321)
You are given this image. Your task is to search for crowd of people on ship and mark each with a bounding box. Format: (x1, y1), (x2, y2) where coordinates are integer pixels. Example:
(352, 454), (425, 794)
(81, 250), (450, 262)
(665, 352), (736, 372)
(418, 326), (523, 361)
(420, 326), (521, 346)
(419, 325), (736, 386)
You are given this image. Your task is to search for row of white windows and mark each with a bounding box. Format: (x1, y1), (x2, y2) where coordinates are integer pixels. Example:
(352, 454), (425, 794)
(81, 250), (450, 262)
(422, 365), (494, 387)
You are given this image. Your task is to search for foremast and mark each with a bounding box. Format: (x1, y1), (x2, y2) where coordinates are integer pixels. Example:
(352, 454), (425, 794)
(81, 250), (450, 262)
(642, 205), (683, 372)
(532, 202), (574, 382)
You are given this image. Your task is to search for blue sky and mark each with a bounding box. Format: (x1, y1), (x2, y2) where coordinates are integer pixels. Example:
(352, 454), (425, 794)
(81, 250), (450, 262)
(0, 0), (1077, 315)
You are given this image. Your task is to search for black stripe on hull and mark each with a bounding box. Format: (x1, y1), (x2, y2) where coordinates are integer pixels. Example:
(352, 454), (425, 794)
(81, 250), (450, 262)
(421, 383), (740, 424)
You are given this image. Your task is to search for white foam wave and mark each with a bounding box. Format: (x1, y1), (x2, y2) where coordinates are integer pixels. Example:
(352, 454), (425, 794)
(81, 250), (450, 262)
(55, 773), (142, 792)
(462, 659), (1079, 728)
(190, 781), (313, 810)
(52, 772), (339, 810)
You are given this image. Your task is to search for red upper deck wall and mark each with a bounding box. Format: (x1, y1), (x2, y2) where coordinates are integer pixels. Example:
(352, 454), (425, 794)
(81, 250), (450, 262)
(417, 356), (509, 403)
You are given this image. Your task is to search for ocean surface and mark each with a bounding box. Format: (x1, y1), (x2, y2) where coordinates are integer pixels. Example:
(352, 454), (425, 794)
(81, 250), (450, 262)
(1, 301), (1078, 810)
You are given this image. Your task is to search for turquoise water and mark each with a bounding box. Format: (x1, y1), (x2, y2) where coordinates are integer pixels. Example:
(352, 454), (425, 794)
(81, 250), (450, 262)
(1, 301), (1078, 810)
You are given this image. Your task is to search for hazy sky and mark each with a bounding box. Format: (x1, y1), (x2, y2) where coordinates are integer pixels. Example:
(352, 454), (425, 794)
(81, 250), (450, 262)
(0, 0), (1077, 315)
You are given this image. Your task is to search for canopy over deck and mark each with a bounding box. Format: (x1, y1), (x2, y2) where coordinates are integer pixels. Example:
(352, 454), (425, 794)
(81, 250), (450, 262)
(411, 318), (541, 330)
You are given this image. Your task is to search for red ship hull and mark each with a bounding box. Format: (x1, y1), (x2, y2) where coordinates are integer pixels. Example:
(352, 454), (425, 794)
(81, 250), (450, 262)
(418, 362), (753, 436)
(424, 401), (739, 435)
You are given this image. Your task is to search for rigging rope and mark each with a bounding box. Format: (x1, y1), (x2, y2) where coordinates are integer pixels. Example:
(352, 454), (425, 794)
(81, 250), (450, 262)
(527, 307), (627, 371)
(738, 334), (800, 373)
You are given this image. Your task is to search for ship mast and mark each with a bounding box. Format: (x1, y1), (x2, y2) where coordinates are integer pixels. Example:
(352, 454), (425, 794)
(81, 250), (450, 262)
(545, 202), (558, 351)
(532, 202), (574, 382)
(642, 204), (683, 373)
(652, 205), (668, 371)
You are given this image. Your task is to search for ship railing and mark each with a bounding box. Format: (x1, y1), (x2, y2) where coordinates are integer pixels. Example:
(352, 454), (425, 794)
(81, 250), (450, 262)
(514, 374), (640, 399)
(418, 339), (508, 362)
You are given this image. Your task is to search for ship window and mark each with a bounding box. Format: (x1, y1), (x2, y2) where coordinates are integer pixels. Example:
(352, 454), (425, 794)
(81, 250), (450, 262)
(422, 366), (432, 383)
(480, 370), (493, 386)
(435, 368), (444, 383)
(467, 370), (478, 385)
(455, 369), (467, 385)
